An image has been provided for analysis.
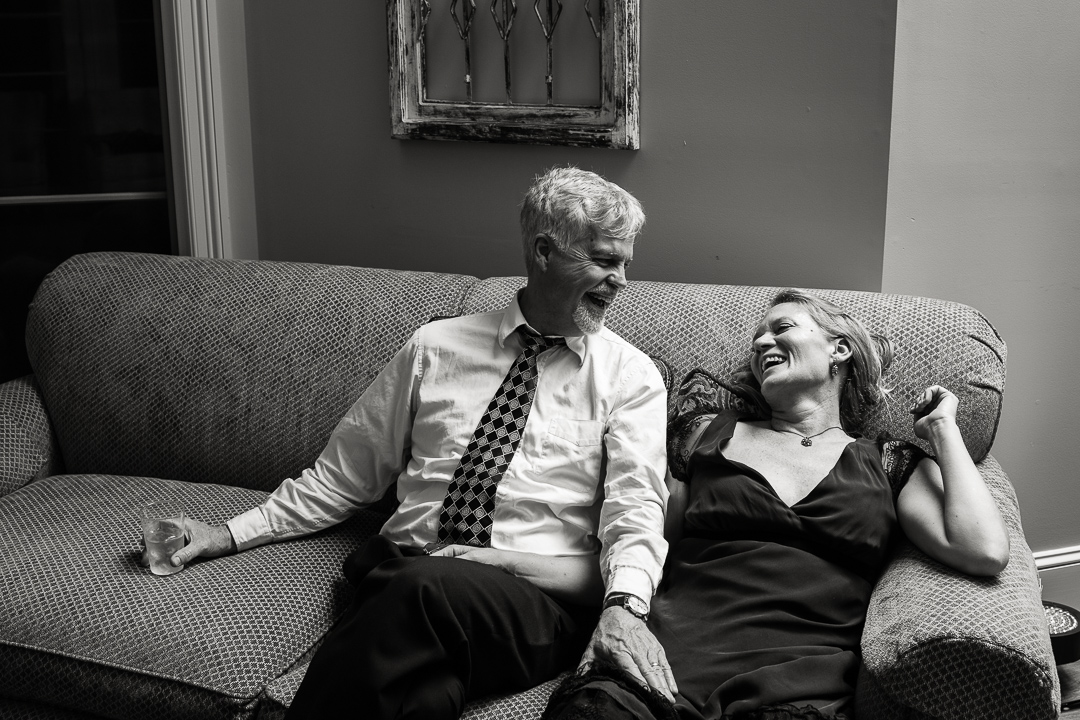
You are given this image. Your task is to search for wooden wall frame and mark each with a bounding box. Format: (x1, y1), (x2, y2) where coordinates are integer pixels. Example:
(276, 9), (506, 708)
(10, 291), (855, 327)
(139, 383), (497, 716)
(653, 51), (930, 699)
(387, 0), (640, 149)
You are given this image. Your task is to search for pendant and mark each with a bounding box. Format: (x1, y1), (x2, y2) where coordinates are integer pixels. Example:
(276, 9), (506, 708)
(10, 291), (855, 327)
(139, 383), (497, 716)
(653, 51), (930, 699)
(801, 437), (813, 447)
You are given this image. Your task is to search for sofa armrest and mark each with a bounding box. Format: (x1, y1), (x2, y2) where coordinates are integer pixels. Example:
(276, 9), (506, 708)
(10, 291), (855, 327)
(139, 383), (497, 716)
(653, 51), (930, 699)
(859, 455), (1058, 719)
(0, 375), (62, 496)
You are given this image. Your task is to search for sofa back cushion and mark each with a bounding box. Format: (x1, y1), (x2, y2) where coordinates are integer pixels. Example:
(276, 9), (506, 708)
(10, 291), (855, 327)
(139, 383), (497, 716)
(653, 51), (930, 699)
(462, 277), (1006, 460)
(26, 252), (477, 490)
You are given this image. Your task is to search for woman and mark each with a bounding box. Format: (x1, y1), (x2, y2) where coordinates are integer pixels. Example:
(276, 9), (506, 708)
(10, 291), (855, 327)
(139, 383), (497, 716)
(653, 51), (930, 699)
(544, 289), (1010, 720)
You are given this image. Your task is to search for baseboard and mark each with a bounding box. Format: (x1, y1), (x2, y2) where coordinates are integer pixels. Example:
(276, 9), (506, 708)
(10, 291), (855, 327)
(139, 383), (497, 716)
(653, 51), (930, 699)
(1034, 546), (1080, 572)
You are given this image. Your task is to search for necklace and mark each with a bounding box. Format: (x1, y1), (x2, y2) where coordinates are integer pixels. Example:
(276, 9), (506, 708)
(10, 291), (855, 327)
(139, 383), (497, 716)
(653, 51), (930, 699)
(772, 425), (844, 447)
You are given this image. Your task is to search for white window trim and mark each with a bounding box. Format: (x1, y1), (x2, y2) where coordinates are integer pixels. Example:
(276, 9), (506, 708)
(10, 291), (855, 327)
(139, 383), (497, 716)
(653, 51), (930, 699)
(159, 0), (256, 259)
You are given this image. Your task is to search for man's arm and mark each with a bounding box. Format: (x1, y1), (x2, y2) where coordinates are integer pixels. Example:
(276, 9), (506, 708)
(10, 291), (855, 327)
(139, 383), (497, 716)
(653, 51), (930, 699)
(579, 357), (677, 699)
(596, 357), (669, 609)
(164, 332), (422, 568)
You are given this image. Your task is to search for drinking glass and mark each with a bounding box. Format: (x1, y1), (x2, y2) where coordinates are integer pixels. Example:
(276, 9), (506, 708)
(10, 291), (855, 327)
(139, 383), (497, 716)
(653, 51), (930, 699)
(140, 501), (186, 576)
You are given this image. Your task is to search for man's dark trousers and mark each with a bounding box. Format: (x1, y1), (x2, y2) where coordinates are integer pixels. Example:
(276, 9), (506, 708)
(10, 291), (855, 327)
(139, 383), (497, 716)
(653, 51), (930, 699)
(285, 536), (597, 720)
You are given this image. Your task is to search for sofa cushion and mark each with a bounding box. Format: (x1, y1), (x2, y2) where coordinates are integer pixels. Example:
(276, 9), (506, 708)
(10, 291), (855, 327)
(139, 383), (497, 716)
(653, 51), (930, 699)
(25, 253), (478, 491)
(0, 474), (384, 720)
(462, 278), (1006, 461)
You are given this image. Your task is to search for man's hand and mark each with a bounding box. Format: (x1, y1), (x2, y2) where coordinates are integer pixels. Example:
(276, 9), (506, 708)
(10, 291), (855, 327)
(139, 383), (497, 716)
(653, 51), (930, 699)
(579, 606), (677, 703)
(140, 518), (236, 569)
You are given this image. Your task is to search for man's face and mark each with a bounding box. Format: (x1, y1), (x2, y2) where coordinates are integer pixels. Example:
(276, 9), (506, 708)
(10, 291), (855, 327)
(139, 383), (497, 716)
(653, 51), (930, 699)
(546, 232), (634, 334)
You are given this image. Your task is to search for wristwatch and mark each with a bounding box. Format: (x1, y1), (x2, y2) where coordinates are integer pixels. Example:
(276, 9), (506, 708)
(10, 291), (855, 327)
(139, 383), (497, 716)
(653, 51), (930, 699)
(603, 592), (649, 622)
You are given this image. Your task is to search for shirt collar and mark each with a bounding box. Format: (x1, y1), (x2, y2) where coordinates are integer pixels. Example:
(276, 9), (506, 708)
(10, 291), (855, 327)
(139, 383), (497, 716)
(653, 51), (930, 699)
(499, 291), (587, 364)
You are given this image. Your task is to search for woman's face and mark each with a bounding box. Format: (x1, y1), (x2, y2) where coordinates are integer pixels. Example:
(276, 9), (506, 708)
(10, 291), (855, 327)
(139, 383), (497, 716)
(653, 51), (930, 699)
(750, 302), (838, 395)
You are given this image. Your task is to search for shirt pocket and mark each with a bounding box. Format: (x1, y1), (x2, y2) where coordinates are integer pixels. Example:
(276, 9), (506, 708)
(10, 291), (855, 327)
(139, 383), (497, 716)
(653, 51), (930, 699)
(540, 418), (606, 492)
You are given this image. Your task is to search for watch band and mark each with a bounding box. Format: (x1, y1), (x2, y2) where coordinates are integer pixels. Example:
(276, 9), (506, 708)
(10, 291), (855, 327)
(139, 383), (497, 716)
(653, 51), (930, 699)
(603, 592), (649, 621)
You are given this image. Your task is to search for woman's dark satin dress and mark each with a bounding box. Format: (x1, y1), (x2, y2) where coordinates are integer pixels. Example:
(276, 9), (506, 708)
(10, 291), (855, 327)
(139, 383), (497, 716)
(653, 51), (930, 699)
(651, 411), (903, 720)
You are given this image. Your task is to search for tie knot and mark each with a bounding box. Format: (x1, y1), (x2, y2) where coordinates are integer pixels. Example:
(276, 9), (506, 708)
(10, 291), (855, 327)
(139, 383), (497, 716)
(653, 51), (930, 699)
(519, 327), (566, 353)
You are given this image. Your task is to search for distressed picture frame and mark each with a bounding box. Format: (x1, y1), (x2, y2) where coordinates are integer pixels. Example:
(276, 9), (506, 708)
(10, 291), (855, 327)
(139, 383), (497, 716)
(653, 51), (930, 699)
(387, 0), (640, 149)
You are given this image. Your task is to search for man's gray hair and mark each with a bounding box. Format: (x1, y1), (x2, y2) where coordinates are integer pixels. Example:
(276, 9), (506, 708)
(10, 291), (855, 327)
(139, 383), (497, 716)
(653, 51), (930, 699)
(520, 166), (645, 271)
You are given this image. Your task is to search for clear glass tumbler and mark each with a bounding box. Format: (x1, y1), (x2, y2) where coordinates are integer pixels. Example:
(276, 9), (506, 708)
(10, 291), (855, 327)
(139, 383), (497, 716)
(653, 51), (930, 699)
(140, 501), (186, 576)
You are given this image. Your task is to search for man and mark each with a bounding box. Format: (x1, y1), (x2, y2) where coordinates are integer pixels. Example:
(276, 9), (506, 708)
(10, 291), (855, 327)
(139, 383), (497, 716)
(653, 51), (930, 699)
(169, 166), (673, 718)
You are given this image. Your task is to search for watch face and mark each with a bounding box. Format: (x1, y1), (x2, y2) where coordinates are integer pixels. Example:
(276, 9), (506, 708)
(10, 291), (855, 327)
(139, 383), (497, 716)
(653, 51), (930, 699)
(627, 595), (648, 616)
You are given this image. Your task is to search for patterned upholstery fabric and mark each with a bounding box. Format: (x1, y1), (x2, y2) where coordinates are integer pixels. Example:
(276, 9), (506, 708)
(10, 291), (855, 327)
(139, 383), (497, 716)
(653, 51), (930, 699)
(0, 698), (100, 719)
(2, 254), (1052, 719)
(462, 278), (1006, 461)
(257, 658), (310, 720)
(0, 376), (60, 496)
(460, 674), (570, 720)
(0, 474), (380, 720)
(25, 253), (477, 491)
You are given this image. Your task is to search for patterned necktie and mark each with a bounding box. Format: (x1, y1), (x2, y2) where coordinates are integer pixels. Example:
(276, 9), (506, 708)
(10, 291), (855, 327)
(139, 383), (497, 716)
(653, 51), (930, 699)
(436, 328), (566, 547)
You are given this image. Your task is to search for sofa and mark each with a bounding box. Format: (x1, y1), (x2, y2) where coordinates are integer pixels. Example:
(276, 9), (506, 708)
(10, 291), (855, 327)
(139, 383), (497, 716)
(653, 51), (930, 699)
(0, 251), (1058, 720)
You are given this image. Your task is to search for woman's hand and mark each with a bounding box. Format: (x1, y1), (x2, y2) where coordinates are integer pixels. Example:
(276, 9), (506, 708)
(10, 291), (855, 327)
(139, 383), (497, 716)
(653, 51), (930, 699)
(911, 385), (959, 441)
(578, 606), (678, 703)
(427, 545), (604, 606)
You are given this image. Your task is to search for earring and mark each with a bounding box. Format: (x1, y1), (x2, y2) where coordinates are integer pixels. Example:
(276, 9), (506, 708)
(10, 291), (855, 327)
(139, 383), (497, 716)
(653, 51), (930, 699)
(830, 362), (838, 378)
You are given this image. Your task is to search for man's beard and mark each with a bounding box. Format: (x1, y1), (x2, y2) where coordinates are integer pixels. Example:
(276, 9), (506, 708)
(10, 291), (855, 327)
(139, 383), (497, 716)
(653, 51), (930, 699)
(572, 298), (605, 334)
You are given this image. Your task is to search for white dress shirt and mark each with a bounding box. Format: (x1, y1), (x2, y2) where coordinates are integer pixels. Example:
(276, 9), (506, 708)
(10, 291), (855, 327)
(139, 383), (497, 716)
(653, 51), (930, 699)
(228, 293), (669, 604)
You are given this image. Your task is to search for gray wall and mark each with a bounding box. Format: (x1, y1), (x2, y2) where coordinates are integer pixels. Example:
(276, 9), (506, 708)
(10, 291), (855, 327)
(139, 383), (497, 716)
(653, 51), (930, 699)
(883, 0), (1080, 551)
(244, 0), (895, 290)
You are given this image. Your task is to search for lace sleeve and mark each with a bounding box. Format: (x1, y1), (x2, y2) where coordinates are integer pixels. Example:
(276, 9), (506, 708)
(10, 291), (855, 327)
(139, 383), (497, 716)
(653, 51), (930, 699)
(880, 439), (930, 502)
(667, 369), (726, 482)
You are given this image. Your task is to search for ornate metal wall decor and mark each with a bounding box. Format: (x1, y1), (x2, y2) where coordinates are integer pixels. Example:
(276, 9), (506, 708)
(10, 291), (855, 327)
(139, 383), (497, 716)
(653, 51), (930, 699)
(387, 0), (640, 149)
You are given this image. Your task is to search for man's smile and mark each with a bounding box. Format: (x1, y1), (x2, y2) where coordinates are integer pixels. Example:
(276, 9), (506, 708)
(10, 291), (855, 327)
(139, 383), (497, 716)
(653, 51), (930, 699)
(585, 291), (615, 310)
